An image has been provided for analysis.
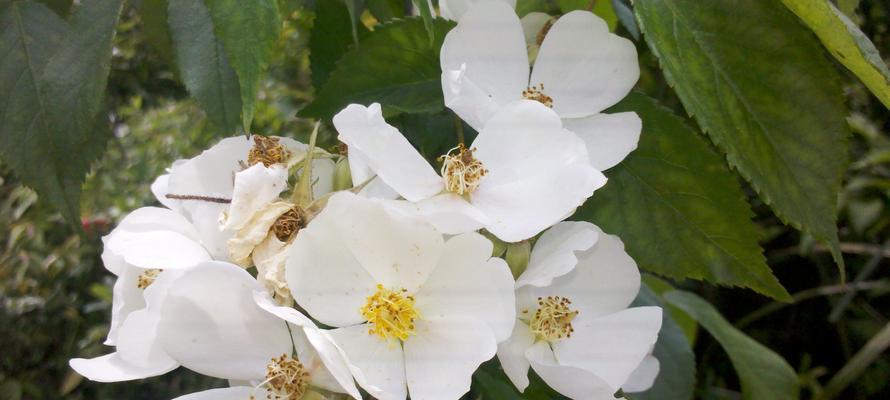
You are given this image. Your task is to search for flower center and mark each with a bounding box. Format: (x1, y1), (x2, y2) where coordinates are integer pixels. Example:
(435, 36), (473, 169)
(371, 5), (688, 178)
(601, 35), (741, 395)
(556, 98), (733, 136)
(248, 136), (290, 167)
(439, 144), (487, 196)
(259, 354), (310, 399)
(361, 284), (419, 342)
(522, 84), (553, 108)
(271, 206), (306, 242)
(529, 296), (578, 342)
(136, 269), (162, 289)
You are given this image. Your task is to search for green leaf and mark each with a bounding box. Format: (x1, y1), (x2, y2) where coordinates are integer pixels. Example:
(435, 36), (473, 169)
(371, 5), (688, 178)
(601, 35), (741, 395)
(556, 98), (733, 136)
(139, 0), (175, 65)
(205, 0), (280, 133)
(35, 0), (70, 16)
(299, 17), (455, 120)
(627, 284), (696, 400)
(0, 0), (122, 226)
(554, 0), (617, 31)
(576, 93), (791, 300)
(339, 0), (363, 45)
(167, 0), (242, 135)
(471, 359), (565, 400)
(367, 0), (405, 22)
(611, 0), (639, 39)
(515, 0), (549, 17)
(411, 0), (435, 44)
(642, 274), (698, 344)
(780, 0), (890, 109)
(634, 0), (849, 279)
(310, 0), (367, 89)
(664, 290), (800, 400)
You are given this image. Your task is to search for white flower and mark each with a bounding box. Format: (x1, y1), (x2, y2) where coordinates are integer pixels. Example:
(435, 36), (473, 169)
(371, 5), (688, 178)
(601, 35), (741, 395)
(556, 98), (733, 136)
(156, 261), (361, 399)
(334, 101), (604, 242)
(440, 1), (642, 171)
(439, 0), (515, 21)
(285, 192), (516, 400)
(69, 207), (213, 382)
(497, 221), (662, 399)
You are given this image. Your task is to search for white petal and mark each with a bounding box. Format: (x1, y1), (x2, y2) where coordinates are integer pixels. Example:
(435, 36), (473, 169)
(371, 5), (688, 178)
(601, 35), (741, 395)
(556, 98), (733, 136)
(414, 233), (516, 342)
(329, 324), (407, 400)
(106, 266), (145, 345)
(440, 66), (504, 132)
(530, 11), (639, 117)
(116, 309), (177, 370)
(525, 342), (616, 400)
(440, 0), (516, 21)
(563, 112), (642, 171)
(106, 230), (211, 270)
(384, 193), (488, 235)
(404, 317), (497, 400)
(157, 262), (292, 380)
(311, 158), (336, 200)
(253, 291), (363, 399)
(496, 320), (535, 392)
(150, 173), (181, 212)
(516, 221), (599, 288)
(227, 201), (292, 267)
(186, 203), (232, 261)
(334, 103), (442, 201)
(528, 226), (640, 320)
(520, 12), (552, 46)
(222, 164), (288, 231)
(440, 0), (528, 128)
(69, 352), (176, 383)
(622, 354), (660, 393)
(109, 206), (201, 242)
(171, 387), (265, 400)
(551, 307), (662, 391)
(167, 136), (252, 199)
(471, 101), (606, 242)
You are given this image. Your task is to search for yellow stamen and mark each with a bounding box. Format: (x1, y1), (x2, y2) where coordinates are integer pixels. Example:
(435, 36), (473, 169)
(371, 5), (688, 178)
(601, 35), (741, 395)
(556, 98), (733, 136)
(439, 144), (487, 196)
(522, 83), (553, 108)
(136, 269), (162, 290)
(248, 136), (290, 167)
(361, 284), (419, 342)
(529, 296), (578, 342)
(257, 353), (310, 400)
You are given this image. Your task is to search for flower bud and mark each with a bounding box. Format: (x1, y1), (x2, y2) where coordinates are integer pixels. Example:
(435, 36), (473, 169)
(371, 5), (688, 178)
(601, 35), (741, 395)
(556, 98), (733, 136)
(333, 157), (353, 191)
(505, 240), (531, 279)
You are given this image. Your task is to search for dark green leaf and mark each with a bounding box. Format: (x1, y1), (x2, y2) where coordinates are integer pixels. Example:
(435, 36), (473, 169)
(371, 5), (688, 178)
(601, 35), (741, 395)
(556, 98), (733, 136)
(139, 0), (175, 65)
(0, 0), (122, 226)
(780, 0), (890, 108)
(205, 0), (280, 133)
(634, 0), (849, 278)
(167, 0), (242, 135)
(339, 0), (364, 45)
(471, 359), (565, 400)
(299, 17), (455, 120)
(367, 0), (405, 22)
(35, 0), (70, 16)
(627, 284), (696, 400)
(576, 93), (791, 300)
(664, 290), (800, 400)
(411, 0), (435, 44)
(310, 0), (367, 89)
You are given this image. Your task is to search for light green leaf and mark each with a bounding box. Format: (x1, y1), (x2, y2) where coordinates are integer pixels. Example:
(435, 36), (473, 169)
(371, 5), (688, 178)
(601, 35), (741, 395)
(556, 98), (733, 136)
(310, 0), (367, 89)
(577, 93), (790, 300)
(664, 290), (800, 400)
(627, 284), (696, 400)
(780, 0), (890, 109)
(642, 274), (698, 344)
(0, 0), (122, 226)
(299, 17), (455, 120)
(634, 0), (849, 279)
(205, 0), (280, 133)
(168, 0), (242, 135)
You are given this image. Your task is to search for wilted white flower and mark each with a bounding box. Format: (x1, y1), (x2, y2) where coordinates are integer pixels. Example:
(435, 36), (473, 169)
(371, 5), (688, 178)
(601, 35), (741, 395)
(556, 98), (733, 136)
(497, 221), (662, 399)
(334, 101), (604, 242)
(285, 192), (516, 400)
(156, 261), (361, 399)
(441, 1), (642, 171)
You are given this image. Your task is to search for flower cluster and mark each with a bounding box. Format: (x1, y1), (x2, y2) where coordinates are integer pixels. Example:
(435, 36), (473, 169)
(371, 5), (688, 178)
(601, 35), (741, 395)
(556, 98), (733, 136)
(70, 2), (661, 399)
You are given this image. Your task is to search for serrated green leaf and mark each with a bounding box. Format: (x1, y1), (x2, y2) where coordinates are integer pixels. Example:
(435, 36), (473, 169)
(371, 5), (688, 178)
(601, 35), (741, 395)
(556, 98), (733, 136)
(205, 0), (280, 133)
(0, 0), (122, 226)
(167, 0), (242, 135)
(576, 93), (790, 300)
(139, 0), (175, 65)
(634, 0), (849, 279)
(310, 0), (368, 89)
(627, 284), (695, 400)
(780, 0), (890, 109)
(664, 290), (800, 400)
(299, 17), (455, 120)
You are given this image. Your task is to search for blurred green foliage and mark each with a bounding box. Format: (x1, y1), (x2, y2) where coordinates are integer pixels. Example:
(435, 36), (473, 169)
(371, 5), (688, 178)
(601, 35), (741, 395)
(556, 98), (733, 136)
(0, 0), (889, 399)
